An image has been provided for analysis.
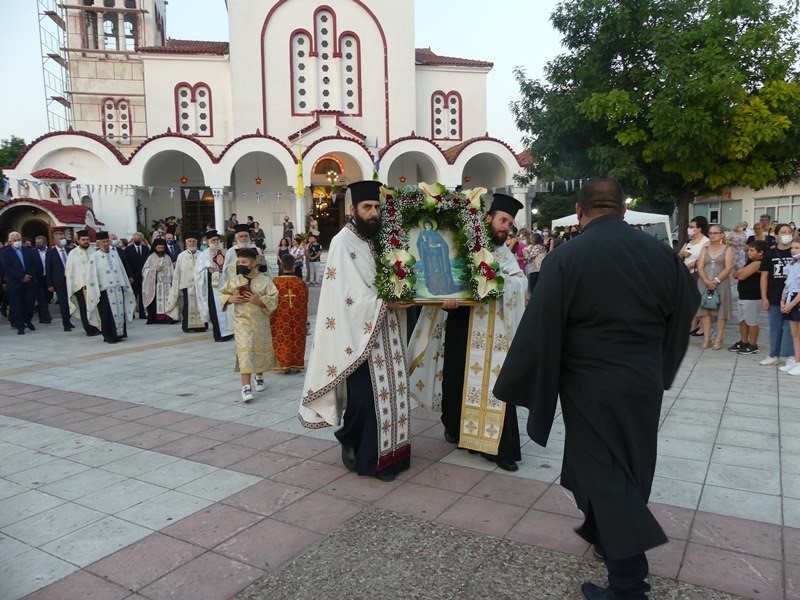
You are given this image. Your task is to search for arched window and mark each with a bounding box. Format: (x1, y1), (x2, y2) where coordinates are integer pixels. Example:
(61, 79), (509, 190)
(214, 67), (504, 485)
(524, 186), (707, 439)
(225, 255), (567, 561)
(175, 83), (213, 136)
(291, 31), (312, 115)
(103, 13), (118, 50)
(431, 91), (462, 141)
(314, 9), (336, 110)
(102, 97), (131, 144)
(123, 13), (137, 51)
(339, 33), (360, 115)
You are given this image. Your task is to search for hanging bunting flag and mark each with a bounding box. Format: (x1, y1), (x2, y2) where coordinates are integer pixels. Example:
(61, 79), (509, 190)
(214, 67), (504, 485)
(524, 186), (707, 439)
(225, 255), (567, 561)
(147, 186), (154, 197)
(242, 191), (248, 200)
(228, 191), (233, 200)
(183, 188), (190, 199)
(75, 184), (82, 198)
(2, 177), (9, 196)
(56, 182), (65, 199)
(30, 181), (42, 199)
(372, 137), (380, 181)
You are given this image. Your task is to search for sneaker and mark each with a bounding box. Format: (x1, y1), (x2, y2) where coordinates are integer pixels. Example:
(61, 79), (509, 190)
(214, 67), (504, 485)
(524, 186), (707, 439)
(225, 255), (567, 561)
(241, 385), (253, 402)
(780, 362), (796, 372)
(759, 356), (780, 366)
(789, 363), (800, 376)
(787, 357), (797, 368)
(255, 377), (265, 392)
(738, 344), (760, 355)
(728, 341), (744, 352)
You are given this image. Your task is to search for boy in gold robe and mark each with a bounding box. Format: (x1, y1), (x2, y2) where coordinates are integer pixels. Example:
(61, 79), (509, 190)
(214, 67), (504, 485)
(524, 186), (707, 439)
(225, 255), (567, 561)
(220, 248), (279, 402)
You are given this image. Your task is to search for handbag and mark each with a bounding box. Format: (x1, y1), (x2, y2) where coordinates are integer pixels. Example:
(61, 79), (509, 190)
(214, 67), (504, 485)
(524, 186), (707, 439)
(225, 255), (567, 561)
(700, 288), (720, 310)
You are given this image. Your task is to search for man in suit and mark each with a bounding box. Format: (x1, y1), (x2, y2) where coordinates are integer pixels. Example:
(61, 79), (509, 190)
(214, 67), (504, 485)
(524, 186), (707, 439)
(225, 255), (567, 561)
(124, 231), (149, 319)
(0, 231), (39, 334)
(46, 229), (74, 331)
(165, 232), (181, 264)
(33, 235), (53, 324)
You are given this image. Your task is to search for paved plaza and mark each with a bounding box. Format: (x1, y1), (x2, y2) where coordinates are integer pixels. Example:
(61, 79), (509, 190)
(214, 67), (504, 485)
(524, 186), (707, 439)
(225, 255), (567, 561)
(0, 299), (798, 599)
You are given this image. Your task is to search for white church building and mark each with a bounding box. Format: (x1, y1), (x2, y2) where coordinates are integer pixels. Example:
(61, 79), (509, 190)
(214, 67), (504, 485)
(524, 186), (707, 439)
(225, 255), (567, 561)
(4, 0), (531, 246)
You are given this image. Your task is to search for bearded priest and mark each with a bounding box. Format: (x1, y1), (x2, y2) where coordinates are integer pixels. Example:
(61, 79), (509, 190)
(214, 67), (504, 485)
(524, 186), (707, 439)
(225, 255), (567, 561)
(166, 231), (207, 332)
(65, 229), (100, 337)
(222, 224), (268, 285)
(196, 230), (233, 341)
(300, 180), (412, 483)
(85, 231), (135, 344)
(408, 193), (527, 471)
(141, 239), (176, 324)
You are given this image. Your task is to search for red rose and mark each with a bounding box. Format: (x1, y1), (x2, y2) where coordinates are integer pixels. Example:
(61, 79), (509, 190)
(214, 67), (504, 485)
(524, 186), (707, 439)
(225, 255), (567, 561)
(395, 260), (403, 268)
(396, 268), (407, 278)
(388, 208), (396, 217)
(474, 226), (482, 233)
(390, 237), (401, 247)
(386, 194), (394, 200)
(473, 243), (481, 251)
(469, 207), (477, 214)
(435, 195), (442, 201)
(485, 269), (496, 280)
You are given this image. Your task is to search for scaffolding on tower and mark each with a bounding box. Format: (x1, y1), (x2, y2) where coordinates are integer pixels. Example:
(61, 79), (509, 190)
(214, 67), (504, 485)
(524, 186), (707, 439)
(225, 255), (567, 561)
(38, 0), (71, 132)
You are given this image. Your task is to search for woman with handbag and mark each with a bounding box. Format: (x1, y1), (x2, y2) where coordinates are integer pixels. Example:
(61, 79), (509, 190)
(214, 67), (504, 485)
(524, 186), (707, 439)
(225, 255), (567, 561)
(697, 224), (734, 349)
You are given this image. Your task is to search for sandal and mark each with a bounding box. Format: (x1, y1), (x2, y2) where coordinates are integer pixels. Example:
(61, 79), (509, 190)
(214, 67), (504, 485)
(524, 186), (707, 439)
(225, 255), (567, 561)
(712, 339), (723, 351)
(701, 339), (710, 349)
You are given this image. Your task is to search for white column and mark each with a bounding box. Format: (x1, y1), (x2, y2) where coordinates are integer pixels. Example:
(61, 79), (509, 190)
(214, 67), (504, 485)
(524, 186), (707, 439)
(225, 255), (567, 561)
(213, 188), (225, 233)
(125, 186), (138, 238)
(511, 186), (531, 231)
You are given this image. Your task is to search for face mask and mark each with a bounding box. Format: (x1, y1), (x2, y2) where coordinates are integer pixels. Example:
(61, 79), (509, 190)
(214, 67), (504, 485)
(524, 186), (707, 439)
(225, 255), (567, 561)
(167, 240), (175, 245)
(59, 239), (67, 247)
(12, 241), (22, 249)
(687, 228), (696, 237)
(781, 235), (794, 245)
(134, 240), (141, 246)
(793, 253), (800, 261)
(36, 243), (45, 250)
(542, 231), (549, 237)
(236, 265), (250, 276)
(111, 239), (120, 247)
(200, 243), (208, 251)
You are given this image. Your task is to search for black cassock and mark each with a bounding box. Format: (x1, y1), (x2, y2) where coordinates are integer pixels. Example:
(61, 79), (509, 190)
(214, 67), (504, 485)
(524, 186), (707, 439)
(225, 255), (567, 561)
(494, 215), (699, 560)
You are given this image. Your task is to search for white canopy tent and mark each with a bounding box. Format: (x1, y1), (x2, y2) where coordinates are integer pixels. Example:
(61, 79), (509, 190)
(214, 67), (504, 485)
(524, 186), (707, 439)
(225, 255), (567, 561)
(551, 209), (672, 244)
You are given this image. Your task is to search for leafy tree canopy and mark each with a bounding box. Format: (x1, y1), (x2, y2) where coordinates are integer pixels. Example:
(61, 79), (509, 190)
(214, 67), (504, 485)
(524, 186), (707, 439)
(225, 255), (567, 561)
(0, 136), (27, 186)
(512, 0), (800, 236)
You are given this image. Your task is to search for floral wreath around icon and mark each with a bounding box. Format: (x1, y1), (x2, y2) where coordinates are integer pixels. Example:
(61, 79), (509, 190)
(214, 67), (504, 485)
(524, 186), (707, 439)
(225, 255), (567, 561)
(374, 182), (504, 303)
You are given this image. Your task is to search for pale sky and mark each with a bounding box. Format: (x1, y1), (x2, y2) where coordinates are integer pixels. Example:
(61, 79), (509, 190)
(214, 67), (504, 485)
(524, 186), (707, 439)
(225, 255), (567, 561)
(0, 1), (563, 151)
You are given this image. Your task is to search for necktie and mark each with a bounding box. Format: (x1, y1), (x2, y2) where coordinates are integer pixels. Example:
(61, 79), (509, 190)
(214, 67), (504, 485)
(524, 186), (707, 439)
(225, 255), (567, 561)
(60, 249), (67, 266)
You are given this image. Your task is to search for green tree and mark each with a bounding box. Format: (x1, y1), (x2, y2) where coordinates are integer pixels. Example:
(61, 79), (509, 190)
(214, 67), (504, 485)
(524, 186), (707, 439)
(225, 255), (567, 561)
(0, 136), (27, 188)
(512, 0), (800, 242)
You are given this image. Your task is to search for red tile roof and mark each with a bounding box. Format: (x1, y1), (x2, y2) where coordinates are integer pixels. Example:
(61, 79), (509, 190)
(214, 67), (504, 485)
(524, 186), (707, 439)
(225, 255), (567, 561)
(31, 168), (76, 181)
(0, 198), (104, 226)
(415, 48), (493, 69)
(138, 39), (230, 55)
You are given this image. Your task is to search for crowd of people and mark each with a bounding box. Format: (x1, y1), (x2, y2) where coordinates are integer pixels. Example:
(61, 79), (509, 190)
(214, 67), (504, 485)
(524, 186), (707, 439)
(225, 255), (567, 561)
(7, 181), (787, 599)
(0, 223), (311, 402)
(677, 213), (800, 375)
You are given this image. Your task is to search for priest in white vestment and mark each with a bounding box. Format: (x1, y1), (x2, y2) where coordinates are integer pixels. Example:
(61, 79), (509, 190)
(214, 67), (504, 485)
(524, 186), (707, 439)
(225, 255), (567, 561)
(166, 232), (207, 332)
(141, 238), (176, 324)
(65, 229), (100, 337)
(408, 194), (527, 471)
(196, 229), (232, 341)
(300, 181), (411, 483)
(85, 231), (135, 344)
(222, 224), (268, 286)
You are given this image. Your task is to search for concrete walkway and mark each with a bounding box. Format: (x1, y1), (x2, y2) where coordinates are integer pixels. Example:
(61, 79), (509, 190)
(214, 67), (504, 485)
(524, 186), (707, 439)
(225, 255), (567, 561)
(0, 305), (797, 599)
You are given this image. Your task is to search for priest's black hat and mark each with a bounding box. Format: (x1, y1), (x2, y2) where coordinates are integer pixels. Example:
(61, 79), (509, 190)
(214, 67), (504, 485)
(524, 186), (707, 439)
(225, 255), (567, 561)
(348, 180), (383, 205)
(204, 230), (219, 239)
(152, 238), (166, 247)
(96, 231), (109, 240)
(76, 230), (89, 238)
(184, 231), (200, 241)
(489, 193), (523, 218)
(234, 224), (251, 233)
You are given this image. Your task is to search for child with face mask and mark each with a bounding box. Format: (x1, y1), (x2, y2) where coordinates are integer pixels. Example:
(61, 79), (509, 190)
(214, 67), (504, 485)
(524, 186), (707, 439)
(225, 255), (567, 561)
(219, 248), (280, 402)
(780, 238), (800, 376)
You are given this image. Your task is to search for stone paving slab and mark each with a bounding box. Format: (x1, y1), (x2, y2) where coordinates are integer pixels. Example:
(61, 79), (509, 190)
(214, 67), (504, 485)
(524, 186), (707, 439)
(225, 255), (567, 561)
(234, 508), (748, 600)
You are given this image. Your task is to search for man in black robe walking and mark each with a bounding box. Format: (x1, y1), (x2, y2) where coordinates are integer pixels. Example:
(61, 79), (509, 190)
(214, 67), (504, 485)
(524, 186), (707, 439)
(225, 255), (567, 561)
(494, 177), (699, 600)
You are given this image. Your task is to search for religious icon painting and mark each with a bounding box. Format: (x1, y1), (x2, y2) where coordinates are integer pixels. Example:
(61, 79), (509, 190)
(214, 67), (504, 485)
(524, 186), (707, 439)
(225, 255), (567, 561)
(407, 218), (471, 300)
